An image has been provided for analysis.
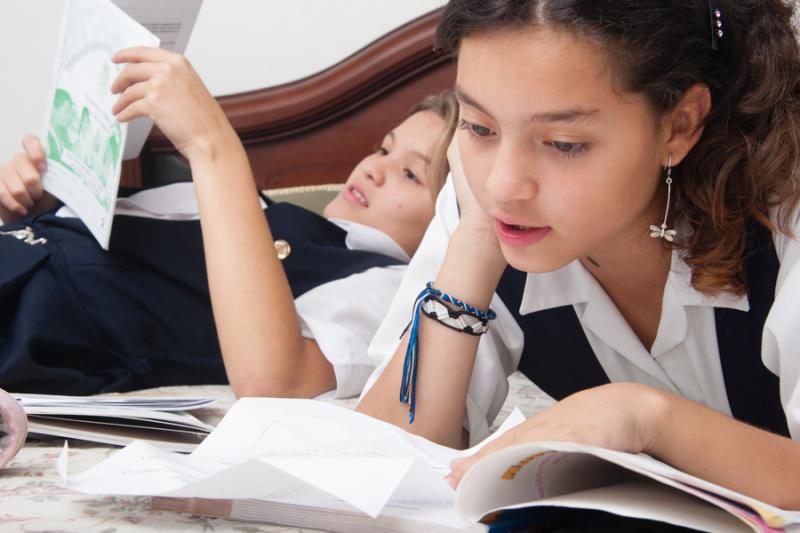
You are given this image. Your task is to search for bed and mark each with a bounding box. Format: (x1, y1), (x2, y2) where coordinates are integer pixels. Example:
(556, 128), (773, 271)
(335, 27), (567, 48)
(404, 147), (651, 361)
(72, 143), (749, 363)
(1, 9), (555, 532)
(120, 9), (457, 191)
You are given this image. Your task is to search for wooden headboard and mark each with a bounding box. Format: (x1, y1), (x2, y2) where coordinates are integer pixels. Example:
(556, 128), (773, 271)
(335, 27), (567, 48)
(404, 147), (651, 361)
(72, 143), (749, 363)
(121, 8), (455, 190)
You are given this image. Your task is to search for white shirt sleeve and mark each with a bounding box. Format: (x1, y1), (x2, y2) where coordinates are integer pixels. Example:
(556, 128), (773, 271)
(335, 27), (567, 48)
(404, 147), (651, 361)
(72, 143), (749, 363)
(763, 206), (800, 439)
(358, 175), (523, 445)
(56, 182), (268, 220)
(295, 265), (406, 399)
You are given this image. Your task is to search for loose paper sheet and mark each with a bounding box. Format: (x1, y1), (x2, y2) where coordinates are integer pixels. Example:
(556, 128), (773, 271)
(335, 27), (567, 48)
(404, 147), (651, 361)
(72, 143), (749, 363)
(63, 398), (525, 521)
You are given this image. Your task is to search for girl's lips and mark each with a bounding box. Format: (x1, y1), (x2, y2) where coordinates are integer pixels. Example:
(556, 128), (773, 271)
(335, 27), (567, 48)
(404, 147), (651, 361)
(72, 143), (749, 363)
(495, 220), (551, 246)
(343, 186), (369, 207)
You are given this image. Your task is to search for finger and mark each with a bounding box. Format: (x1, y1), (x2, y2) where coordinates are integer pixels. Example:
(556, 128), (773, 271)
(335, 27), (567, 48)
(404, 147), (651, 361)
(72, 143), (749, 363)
(11, 154), (44, 202)
(21, 134), (46, 171)
(112, 46), (173, 65)
(112, 80), (149, 116)
(445, 429), (521, 489)
(111, 62), (159, 95)
(444, 456), (470, 488)
(4, 168), (36, 209)
(446, 134), (459, 163)
(114, 96), (151, 124)
(0, 177), (28, 217)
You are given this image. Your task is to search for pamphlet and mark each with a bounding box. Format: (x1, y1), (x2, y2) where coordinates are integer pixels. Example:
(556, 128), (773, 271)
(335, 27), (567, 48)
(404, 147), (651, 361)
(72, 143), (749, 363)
(41, 0), (202, 248)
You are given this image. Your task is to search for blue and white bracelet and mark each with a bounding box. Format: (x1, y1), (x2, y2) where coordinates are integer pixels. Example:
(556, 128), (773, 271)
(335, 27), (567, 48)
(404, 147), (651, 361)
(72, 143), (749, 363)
(399, 282), (495, 423)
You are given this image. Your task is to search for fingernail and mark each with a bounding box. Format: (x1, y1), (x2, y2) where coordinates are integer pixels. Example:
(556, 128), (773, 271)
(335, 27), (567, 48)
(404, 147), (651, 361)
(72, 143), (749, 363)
(444, 474), (457, 489)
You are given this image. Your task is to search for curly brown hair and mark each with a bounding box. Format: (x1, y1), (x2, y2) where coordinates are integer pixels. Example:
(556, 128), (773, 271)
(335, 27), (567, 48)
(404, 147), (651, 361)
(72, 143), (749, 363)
(437, 0), (800, 296)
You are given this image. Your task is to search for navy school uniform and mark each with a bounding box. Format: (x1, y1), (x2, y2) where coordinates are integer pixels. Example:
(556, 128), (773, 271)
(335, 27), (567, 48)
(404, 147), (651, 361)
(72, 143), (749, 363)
(496, 223), (790, 437)
(0, 199), (402, 394)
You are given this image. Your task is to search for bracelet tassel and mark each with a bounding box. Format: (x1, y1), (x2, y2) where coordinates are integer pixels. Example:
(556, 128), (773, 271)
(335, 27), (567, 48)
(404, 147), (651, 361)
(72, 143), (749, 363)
(399, 286), (432, 424)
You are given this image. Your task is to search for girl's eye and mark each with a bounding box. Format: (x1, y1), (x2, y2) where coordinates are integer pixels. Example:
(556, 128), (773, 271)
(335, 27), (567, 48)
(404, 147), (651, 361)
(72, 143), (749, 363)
(545, 140), (589, 157)
(458, 118), (495, 139)
(404, 169), (421, 183)
(376, 146), (389, 156)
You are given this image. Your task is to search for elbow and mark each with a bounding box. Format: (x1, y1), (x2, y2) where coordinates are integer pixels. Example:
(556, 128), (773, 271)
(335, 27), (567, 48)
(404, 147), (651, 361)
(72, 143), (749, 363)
(226, 339), (336, 399)
(230, 368), (335, 400)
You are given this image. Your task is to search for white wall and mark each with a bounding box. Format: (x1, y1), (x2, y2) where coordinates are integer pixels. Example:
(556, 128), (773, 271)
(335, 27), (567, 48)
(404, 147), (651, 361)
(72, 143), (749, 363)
(0, 0), (445, 161)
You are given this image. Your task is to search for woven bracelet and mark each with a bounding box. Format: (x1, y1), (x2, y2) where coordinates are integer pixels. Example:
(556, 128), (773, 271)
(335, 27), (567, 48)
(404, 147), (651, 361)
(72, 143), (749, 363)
(420, 297), (490, 335)
(399, 282), (495, 423)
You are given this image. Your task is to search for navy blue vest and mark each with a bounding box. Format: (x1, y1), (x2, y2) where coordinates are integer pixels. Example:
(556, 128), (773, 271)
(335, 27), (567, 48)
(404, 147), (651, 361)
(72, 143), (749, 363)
(496, 226), (789, 437)
(0, 199), (402, 394)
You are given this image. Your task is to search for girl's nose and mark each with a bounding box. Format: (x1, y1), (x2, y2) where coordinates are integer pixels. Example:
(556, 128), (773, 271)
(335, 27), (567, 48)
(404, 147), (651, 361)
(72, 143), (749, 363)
(366, 158), (393, 187)
(484, 142), (537, 204)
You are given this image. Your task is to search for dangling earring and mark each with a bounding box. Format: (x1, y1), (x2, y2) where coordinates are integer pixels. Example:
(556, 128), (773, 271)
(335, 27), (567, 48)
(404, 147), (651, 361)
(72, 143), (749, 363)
(649, 155), (677, 242)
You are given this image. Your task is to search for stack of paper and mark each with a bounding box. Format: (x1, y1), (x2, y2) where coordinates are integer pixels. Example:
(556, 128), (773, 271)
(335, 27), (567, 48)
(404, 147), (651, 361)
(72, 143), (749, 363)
(16, 393), (215, 452)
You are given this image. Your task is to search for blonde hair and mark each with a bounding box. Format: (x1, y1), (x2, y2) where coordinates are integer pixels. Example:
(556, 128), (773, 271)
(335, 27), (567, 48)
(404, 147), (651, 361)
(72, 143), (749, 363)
(407, 91), (459, 198)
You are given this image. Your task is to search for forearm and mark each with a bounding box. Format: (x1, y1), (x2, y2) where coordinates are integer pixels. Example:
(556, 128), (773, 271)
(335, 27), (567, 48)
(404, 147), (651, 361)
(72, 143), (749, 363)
(188, 129), (334, 398)
(647, 388), (800, 509)
(357, 229), (506, 447)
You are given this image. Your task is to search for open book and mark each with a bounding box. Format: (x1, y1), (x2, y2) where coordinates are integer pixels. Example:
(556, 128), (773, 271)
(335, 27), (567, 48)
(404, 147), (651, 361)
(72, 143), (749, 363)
(15, 393), (215, 453)
(455, 441), (800, 532)
(60, 398), (800, 532)
(41, 0), (203, 248)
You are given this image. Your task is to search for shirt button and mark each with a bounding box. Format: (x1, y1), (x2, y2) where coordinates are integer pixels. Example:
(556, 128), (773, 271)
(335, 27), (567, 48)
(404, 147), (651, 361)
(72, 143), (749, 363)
(274, 239), (291, 260)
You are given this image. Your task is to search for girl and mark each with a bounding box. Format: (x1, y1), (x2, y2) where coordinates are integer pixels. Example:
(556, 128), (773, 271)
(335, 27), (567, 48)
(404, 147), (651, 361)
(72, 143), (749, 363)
(358, 0), (800, 508)
(0, 51), (457, 400)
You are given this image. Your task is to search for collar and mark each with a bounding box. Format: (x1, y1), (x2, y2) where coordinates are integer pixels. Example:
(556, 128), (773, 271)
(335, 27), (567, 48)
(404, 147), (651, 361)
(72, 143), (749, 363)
(328, 219), (410, 263)
(518, 248), (749, 316)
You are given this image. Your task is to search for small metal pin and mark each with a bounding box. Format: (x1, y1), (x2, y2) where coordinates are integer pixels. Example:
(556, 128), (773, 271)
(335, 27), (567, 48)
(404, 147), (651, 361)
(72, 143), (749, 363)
(0, 226), (47, 245)
(273, 239), (291, 260)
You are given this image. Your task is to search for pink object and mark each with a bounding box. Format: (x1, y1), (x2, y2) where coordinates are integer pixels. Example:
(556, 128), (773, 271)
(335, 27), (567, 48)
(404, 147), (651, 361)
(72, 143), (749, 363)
(0, 388), (28, 468)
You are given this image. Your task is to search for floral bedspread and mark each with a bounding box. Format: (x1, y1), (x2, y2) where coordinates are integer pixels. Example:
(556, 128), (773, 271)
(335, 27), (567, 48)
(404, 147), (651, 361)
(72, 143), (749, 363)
(0, 372), (553, 532)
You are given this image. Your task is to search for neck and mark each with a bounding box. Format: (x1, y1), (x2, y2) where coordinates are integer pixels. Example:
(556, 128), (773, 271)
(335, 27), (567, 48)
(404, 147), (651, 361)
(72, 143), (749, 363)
(581, 232), (673, 351)
(581, 232), (672, 296)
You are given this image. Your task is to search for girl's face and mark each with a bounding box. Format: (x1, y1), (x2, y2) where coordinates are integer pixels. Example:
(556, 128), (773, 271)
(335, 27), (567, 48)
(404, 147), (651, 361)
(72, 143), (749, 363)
(456, 28), (668, 273)
(323, 110), (445, 255)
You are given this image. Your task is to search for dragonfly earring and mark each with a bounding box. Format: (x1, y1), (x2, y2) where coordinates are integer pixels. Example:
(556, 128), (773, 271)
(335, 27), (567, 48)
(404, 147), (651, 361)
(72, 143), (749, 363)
(650, 155), (677, 242)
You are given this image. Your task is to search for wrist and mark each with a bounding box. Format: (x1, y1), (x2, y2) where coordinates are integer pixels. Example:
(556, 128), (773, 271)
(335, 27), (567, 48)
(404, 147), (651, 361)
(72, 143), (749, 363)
(450, 226), (507, 277)
(434, 229), (507, 311)
(182, 113), (240, 165)
(632, 384), (674, 455)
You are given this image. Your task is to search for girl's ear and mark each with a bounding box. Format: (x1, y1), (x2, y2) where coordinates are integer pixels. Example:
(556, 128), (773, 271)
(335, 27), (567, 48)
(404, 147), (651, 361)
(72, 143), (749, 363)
(661, 84), (712, 165)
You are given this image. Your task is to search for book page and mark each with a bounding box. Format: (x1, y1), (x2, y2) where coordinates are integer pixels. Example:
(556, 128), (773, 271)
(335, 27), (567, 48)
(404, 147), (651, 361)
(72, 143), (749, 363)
(456, 440), (800, 531)
(14, 393), (214, 411)
(500, 480), (751, 533)
(62, 399), (524, 520)
(111, 0), (203, 159)
(41, 0), (159, 248)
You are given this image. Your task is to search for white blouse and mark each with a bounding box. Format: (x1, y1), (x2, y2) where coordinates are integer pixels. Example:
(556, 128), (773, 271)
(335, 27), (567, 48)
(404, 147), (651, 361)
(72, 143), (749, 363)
(360, 176), (800, 445)
(56, 182), (409, 399)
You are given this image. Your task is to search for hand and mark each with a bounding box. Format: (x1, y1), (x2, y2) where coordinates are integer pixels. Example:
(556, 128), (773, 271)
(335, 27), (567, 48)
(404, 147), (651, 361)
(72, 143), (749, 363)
(111, 47), (234, 162)
(445, 382), (667, 488)
(447, 134), (504, 265)
(0, 135), (47, 223)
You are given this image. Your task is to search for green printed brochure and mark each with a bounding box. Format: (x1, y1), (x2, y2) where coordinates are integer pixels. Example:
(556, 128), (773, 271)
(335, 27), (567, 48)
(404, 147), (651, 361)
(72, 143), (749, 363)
(41, 0), (202, 249)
